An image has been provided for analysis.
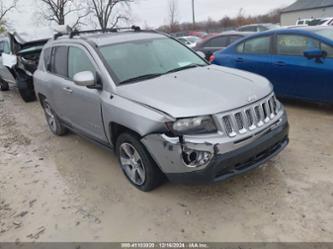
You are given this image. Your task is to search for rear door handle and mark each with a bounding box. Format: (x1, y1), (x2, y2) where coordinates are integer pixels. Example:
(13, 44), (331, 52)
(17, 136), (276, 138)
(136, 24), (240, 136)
(274, 61), (286, 67)
(236, 57), (244, 63)
(63, 87), (73, 94)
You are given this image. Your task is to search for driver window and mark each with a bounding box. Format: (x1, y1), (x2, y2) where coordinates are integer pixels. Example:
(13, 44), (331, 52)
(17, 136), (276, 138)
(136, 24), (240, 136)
(277, 35), (320, 56)
(1, 41), (11, 54)
(68, 47), (96, 80)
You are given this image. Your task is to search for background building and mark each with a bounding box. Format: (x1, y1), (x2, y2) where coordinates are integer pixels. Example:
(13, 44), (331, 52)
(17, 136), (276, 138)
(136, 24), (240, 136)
(281, 0), (333, 26)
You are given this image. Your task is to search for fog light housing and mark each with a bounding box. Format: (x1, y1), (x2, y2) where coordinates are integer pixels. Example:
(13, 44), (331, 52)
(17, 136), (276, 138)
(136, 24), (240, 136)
(182, 149), (213, 168)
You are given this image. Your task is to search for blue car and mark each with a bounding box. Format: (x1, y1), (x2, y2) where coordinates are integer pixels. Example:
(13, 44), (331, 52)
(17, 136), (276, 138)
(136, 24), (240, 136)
(212, 26), (333, 104)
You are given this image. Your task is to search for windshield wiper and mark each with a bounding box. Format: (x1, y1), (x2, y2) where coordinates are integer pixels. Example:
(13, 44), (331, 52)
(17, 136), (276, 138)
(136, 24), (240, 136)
(165, 63), (206, 74)
(119, 73), (163, 84)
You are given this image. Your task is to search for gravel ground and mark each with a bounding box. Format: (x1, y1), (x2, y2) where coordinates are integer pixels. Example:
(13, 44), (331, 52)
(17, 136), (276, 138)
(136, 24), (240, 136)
(0, 89), (332, 242)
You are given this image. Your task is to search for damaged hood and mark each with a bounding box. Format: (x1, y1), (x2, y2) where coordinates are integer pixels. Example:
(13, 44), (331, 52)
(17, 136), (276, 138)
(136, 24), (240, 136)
(8, 27), (54, 45)
(116, 65), (273, 118)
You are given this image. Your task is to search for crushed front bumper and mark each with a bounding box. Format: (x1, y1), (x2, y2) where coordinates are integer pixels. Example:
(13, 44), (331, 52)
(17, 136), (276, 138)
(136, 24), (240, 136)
(142, 113), (289, 184)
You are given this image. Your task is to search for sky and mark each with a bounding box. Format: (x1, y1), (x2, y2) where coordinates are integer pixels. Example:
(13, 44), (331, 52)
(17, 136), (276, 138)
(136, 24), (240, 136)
(5, 0), (296, 31)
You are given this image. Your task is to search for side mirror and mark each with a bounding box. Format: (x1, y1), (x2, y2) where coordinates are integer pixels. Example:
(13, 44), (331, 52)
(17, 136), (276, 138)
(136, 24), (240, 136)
(73, 71), (96, 87)
(304, 49), (327, 61)
(196, 51), (206, 59)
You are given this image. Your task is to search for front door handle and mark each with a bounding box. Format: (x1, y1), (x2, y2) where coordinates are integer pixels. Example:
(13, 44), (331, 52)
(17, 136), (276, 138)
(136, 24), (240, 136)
(63, 87), (73, 94)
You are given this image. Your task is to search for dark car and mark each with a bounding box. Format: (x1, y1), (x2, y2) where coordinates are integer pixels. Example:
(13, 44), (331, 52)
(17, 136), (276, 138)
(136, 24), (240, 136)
(212, 26), (333, 104)
(194, 31), (253, 60)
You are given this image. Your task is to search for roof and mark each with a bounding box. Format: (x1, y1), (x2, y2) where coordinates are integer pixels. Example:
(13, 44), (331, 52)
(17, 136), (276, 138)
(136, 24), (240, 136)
(56, 31), (166, 47)
(282, 0), (333, 13)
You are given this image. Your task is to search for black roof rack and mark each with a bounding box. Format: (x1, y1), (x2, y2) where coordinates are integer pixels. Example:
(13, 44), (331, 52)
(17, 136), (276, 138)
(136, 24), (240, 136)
(53, 25), (142, 40)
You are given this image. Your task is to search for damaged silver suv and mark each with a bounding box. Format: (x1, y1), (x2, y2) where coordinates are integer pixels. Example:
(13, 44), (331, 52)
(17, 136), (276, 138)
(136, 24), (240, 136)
(34, 27), (289, 191)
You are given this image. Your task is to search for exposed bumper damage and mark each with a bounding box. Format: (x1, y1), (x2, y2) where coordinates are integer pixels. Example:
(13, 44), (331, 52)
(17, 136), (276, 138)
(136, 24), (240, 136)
(142, 111), (289, 184)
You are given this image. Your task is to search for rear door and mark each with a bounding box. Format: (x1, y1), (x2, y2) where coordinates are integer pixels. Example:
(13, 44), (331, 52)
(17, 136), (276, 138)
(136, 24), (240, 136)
(232, 35), (274, 80)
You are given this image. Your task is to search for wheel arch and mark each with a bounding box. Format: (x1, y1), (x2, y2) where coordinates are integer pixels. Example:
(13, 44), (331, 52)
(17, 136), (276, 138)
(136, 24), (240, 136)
(109, 122), (142, 147)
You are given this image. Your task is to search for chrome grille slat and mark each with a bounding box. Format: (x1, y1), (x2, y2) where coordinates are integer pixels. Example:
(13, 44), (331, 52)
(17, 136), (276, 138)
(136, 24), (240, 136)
(219, 95), (279, 138)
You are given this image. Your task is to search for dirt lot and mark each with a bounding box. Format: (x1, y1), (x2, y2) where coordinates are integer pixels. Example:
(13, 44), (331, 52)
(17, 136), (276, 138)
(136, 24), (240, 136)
(0, 89), (332, 242)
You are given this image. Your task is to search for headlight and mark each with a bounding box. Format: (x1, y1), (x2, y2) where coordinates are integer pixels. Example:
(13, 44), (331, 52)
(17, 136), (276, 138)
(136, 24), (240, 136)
(167, 116), (217, 135)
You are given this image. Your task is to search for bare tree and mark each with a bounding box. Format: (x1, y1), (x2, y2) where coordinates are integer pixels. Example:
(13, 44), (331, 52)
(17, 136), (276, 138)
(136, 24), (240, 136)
(0, 0), (18, 25)
(39, 0), (90, 28)
(89, 0), (133, 31)
(168, 0), (178, 32)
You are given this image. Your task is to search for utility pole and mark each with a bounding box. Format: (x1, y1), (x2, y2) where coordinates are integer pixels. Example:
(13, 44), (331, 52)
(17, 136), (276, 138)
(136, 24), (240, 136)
(192, 0), (196, 26)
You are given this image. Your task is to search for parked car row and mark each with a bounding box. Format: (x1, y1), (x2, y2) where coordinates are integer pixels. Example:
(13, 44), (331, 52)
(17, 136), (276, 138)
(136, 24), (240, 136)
(2, 24), (332, 192)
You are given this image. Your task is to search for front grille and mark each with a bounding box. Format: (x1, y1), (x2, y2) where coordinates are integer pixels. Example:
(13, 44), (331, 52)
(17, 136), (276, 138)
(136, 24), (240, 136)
(219, 94), (279, 138)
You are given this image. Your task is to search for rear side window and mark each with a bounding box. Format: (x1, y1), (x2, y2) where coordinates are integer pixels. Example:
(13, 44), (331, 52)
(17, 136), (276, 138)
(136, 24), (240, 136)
(277, 35), (320, 56)
(243, 36), (271, 54)
(51, 46), (68, 77)
(205, 36), (229, 47)
(258, 26), (268, 32)
(236, 42), (244, 53)
(229, 35), (242, 44)
(43, 48), (52, 69)
(68, 47), (96, 79)
(239, 26), (257, 32)
(0, 41), (10, 54)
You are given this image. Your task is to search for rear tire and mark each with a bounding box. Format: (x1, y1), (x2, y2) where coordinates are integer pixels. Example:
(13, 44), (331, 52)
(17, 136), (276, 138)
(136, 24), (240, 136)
(0, 79), (9, 91)
(116, 132), (164, 192)
(42, 99), (68, 136)
(17, 76), (36, 102)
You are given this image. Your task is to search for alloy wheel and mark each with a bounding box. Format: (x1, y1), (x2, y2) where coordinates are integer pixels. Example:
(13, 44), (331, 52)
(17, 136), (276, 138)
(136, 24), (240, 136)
(119, 143), (146, 186)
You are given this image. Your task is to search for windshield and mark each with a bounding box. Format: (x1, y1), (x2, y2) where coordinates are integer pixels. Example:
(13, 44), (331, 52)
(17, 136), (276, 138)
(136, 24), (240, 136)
(309, 19), (329, 26)
(99, 37), (207, 84)
(313, 28), (333, 40)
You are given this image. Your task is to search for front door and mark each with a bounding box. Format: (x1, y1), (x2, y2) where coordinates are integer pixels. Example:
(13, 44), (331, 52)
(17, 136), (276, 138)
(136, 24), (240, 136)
(272, 34), (333, 103)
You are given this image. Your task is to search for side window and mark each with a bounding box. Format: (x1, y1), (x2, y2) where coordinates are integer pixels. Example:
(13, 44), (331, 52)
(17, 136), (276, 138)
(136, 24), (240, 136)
(0, 42), (4, 52)
(236, 42), (244, 53)
(258, 26), (268, 32)
(243, 36), (271, 54)
(229, 35), (242, 44)
(68, 47), (96, 80)
(51, 46), (68, 77)
(206, 36), (229, 47)
(277, 35), (320, 56)
(321, 43), (333, 58)
(2, 41), (10, 54)
(0, 41), (10, 54)
(43, 48), (52, 70)
(240, 26), (257, 32)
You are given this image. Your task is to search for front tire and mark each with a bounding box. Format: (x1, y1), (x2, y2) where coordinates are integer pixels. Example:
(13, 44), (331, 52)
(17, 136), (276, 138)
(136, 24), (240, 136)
(17, 76), (36, 102)
(116, 133), (164, 192)
(0, 78), (9, 91)
(42, 99), (68, 136)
